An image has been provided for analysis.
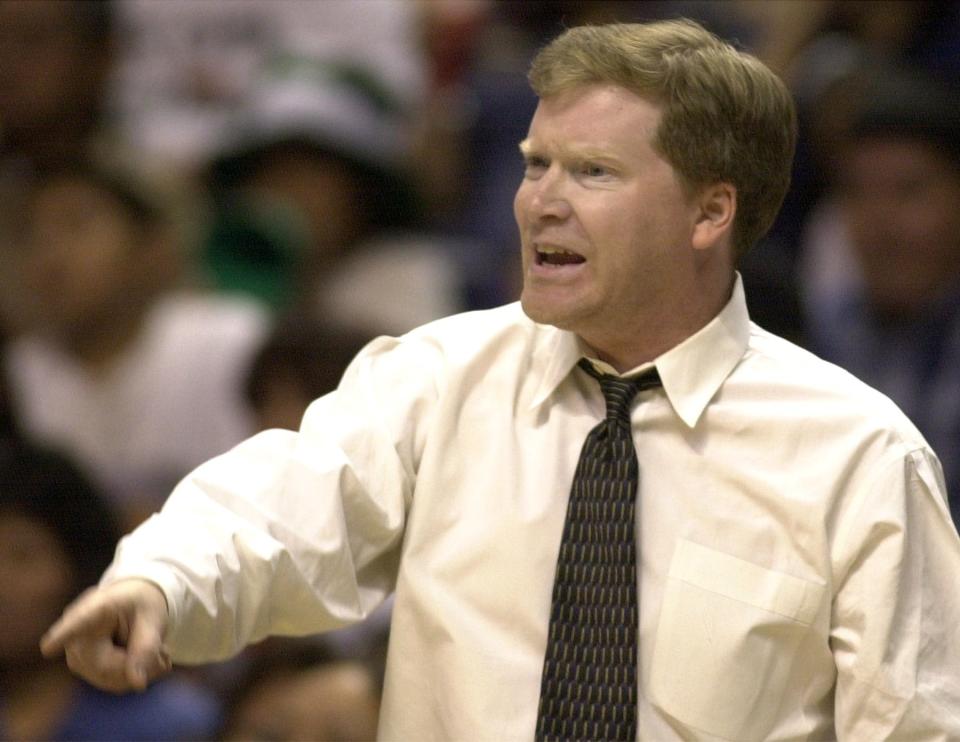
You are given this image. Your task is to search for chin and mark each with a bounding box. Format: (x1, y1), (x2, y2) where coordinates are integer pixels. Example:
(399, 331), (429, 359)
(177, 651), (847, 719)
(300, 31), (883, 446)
(520, 293), (581, 330)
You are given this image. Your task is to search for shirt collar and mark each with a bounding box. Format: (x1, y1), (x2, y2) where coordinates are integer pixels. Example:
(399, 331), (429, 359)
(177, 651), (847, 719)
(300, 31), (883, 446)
(529, 274), (751, 428)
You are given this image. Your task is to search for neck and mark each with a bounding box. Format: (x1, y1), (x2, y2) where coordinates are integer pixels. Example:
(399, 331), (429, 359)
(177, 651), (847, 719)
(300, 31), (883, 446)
(583, 273), (735, 373)
(54, 299), (154, 374)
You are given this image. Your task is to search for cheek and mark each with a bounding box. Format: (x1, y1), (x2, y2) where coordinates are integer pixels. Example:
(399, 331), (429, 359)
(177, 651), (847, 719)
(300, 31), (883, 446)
(0, 535), (72, 601)
(586, 205), (648, 264)
(908, 198), (960, 248)
(27, 222), (132, 286)
(851, 199), (951, 261)
(17, 561), (73, 615)
(513, 184), (531, 232)
(0, 549), (75, 650)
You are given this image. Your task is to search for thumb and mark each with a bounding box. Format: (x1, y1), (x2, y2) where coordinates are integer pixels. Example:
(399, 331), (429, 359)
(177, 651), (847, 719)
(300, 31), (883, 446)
(123, 611), (171, 691)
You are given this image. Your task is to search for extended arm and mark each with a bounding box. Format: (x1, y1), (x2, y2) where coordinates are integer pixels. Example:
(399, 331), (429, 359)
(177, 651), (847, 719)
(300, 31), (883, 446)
(41, 332), (440, 682)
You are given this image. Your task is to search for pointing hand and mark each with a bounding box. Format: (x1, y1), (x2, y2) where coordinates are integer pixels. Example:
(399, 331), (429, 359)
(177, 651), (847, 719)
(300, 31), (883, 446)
(40, 578), (172, 693)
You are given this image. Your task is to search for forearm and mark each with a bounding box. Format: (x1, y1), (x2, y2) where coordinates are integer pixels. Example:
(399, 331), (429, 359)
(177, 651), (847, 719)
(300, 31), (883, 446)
(103, 427), (406, 664)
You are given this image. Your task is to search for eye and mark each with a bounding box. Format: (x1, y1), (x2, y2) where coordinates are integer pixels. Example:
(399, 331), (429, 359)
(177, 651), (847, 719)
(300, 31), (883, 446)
(580, 162), (610, 178)
(523, 155), (549, 178)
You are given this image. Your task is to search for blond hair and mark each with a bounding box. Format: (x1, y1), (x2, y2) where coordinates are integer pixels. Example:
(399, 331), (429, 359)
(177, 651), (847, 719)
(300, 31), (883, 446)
(528, 19), (796, 257)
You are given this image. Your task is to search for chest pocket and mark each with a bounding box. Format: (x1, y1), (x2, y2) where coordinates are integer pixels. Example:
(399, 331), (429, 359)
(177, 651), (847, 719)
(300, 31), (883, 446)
(649, 539), (826, 741)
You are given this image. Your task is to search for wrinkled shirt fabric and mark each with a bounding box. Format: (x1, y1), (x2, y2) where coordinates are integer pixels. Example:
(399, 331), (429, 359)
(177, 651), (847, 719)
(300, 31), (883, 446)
(105, 277), (960, 741)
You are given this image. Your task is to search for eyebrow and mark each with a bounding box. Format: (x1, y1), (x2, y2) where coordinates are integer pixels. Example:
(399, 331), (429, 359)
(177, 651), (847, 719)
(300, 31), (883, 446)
(518, 138), (619, 163)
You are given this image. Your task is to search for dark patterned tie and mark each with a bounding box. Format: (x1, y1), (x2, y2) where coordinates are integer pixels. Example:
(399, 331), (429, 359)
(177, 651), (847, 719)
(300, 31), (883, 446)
(536, 358), (661, 742)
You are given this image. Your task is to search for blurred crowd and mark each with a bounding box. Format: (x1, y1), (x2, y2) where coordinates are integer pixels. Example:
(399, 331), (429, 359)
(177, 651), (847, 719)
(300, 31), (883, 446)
(0, 1), (958, 739)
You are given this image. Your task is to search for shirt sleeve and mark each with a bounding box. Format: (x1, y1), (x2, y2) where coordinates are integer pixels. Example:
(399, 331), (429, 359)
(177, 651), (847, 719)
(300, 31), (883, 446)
(831, 445), (960, 740)
(102, 332), (443, 664)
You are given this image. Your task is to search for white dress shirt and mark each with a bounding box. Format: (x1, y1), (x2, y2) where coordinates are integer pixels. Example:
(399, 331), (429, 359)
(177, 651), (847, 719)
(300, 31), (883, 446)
(105, 277), (960, 741)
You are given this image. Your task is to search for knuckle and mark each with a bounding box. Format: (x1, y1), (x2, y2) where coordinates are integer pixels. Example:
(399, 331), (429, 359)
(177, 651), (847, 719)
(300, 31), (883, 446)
(63, 646), (88, 677)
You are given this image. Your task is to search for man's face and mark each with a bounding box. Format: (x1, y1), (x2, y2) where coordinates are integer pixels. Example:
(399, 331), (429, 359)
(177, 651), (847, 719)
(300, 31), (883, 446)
(19, 177), (145, 338)
(0, 509), (75, 664)
(514, 84), (699, 349)
(0, 0), (108, 142)
(838, 137), (960, 314)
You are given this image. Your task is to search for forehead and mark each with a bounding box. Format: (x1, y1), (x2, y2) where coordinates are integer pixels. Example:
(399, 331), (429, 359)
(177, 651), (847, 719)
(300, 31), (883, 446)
(31, 175), (107, 202)
(0, 507), (60, 548)
(845, 137), (960, 175)
(28, 176), (131, 220)
(521, 84), (662, 155)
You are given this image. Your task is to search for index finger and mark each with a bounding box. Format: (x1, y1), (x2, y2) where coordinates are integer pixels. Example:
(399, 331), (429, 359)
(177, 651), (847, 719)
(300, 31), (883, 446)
(40, 587), (119, 658)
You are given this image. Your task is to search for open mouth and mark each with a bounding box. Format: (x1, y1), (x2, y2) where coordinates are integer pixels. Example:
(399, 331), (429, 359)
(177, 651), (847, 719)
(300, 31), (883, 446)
(535, 246), (586, 266)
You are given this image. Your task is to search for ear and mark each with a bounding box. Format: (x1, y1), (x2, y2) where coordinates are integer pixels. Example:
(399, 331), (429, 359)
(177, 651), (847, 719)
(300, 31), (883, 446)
(691, 182), (736, 252)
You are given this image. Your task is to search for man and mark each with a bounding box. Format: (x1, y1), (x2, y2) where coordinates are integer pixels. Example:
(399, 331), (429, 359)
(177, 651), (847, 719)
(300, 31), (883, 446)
(799, 63), (960, 524)
(0, 0), (118, 338)
(42, 20), (960, 741)
(3, 161), (268, 528)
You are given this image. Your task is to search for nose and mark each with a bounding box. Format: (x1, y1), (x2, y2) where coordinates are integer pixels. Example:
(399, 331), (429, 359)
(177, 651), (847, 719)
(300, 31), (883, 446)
(524, 166), (572, 222)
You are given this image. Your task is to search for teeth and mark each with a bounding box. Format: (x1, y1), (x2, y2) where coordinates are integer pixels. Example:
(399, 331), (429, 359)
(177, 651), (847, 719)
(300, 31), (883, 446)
(538, 246), (574, 255)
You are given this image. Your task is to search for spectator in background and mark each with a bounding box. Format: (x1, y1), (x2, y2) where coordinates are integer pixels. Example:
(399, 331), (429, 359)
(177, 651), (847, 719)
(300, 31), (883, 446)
(246, 317), (372, 432)
(799, 64), (960, 522)
(0, 336), (18, 444)
(108, 0), (426, 173)
(200, 57), (465, 335)
(218, 639), (381, 742)
(732, 0), (960, 340)
(0, 0), (117, 174)
(2, 160), (268, 528)
(0, 0), (122, 339)
(0, 441), (221, 741)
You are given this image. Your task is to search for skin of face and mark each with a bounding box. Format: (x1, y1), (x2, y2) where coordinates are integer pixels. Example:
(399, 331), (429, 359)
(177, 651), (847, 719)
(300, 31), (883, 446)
(245, 151), (365, 265)
(0, 0), (108, 142)
(514, 84), (731, 370)
(21, 177), (154, 343)
(0, 510), (75, 665)
(838, 137), (960, 316)
(224, 663), (379, 742)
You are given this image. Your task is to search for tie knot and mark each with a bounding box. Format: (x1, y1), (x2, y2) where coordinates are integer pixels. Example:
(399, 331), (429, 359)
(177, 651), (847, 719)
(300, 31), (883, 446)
(578, 358), (661, 424)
